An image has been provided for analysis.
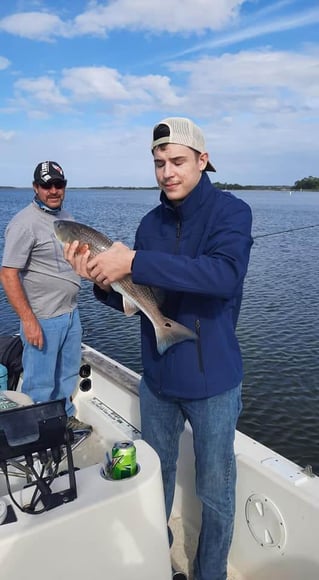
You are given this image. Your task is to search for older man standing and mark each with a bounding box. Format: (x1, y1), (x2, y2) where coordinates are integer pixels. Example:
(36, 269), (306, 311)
(0, 161), (91, 433)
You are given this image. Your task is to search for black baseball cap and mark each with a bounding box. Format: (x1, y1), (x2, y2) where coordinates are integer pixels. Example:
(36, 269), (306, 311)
(33, 161), (67, 186)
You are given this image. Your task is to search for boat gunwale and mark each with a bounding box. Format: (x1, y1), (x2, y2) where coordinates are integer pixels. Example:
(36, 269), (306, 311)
(81, 344), (140, 397)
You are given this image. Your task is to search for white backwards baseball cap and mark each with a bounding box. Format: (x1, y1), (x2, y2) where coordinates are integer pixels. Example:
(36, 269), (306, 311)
(151, 117), (216, 172)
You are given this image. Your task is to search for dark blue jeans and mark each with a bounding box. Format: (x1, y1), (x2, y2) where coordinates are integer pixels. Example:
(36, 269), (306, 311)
(139, 379), (242, 580)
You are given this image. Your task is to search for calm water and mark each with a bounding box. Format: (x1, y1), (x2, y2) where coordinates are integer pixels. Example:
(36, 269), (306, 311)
(1, 187), (319, 473)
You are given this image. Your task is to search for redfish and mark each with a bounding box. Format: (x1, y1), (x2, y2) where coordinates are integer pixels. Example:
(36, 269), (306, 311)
(54, 220), (197, 355)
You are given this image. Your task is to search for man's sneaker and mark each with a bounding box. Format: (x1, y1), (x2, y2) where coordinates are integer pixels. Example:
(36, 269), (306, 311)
(172, 571), (187, 579)
(67, 416), (92, 432)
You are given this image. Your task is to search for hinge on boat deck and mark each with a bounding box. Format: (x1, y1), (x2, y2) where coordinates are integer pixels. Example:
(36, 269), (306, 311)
(302, 464), (315, 478)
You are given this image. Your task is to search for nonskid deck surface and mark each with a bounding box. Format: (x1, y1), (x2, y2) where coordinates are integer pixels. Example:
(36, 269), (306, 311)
(169, 515), (239, 580)
(61, 429), (105, 470)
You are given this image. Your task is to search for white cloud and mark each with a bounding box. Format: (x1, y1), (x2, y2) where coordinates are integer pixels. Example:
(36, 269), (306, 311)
(0, 129), (15, 141)
(11, 66), (183, 113)
(170, 49), (319, 117)
(124, 75), (184, 107)
(0, 31), (314, 174)
(1, 2), (319, 54)
(61, 67), (130, 101)
(3, 28), (317, 124)
(172, 6), (319, 56)
(0, 55), (10, 70)
(73, 0), (244, 35)
(0, 11), (69, 41)
(14, 76), (69, 107)
(60, 67), (183, 111)
(0, 1), (244, 41)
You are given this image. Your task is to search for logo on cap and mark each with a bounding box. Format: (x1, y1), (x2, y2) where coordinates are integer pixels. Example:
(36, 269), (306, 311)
(34, 161), (66, 184)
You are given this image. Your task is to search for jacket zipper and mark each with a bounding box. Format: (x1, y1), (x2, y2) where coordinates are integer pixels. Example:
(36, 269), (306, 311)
(175, 219), (181, 252)
(176, 219), (204, 373)
(195, 319), (204, 372)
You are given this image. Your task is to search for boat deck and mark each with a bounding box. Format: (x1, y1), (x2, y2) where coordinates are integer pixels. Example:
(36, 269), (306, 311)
(170, 515), (239, 580)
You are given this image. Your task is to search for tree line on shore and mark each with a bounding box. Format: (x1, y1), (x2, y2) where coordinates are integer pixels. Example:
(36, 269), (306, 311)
(1, 176), (319, 191)
(292, 176), (319, 191)
(213, 176), (319, 191)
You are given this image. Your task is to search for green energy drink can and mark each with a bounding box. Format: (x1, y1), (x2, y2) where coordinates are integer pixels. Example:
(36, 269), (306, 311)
(111, 441), (137, 479)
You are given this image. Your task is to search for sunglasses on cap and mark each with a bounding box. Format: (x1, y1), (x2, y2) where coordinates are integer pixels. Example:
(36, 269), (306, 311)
(39, 180), (67, 190)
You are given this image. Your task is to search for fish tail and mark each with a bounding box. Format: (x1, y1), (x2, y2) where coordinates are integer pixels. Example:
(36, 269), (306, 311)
(155, 318), (197, 355)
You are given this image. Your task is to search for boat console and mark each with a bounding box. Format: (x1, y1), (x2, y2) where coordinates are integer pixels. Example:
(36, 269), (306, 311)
(0, 397), (77, 514)
(0, 390), (172, 580)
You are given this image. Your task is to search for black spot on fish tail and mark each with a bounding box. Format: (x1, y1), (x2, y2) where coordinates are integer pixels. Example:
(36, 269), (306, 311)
(155, 319), (197, 355)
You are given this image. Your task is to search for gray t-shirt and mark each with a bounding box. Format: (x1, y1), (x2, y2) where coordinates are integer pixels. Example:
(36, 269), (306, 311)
(2, 202), (81, 318)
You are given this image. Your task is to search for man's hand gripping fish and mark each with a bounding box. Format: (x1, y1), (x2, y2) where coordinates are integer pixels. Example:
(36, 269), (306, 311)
(54, 220), (197, 355)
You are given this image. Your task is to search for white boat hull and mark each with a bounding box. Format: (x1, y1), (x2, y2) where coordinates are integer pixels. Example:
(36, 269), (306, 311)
(1, 343), (319, 580)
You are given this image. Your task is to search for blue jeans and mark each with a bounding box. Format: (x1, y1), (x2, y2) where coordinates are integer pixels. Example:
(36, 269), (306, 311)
(20, 309), (82, 416)
(139, 378), (242, 580)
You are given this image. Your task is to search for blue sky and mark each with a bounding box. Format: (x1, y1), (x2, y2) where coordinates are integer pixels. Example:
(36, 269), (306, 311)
(0, 0), (318, 187)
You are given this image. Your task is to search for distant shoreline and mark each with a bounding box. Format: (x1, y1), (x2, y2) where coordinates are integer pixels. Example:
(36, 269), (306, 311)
(0, 184), (308, 191)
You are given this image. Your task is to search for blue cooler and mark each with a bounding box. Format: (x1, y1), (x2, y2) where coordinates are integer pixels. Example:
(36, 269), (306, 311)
(0, 363), (8, 391)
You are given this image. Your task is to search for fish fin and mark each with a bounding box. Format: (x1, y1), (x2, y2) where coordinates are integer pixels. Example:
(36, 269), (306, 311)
(122, 296), (140, 317)
(154, 318), (197, 355)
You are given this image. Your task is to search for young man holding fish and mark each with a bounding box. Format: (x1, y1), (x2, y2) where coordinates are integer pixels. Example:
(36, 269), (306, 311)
(64, 118), (253, 580)
(0, 161), (91, 433)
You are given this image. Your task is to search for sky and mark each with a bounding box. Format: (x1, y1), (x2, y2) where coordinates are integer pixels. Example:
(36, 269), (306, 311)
(0, 0), (318, 188)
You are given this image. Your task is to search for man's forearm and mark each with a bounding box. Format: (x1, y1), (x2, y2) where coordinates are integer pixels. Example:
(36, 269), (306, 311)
(0, 267), (36, 322)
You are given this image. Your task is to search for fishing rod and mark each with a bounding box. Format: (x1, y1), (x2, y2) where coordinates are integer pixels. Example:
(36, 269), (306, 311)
(254, 223), (319, 239)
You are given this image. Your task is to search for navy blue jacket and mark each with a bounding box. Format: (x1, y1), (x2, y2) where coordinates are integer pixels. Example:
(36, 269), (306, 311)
(94, 173), (253, 399)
